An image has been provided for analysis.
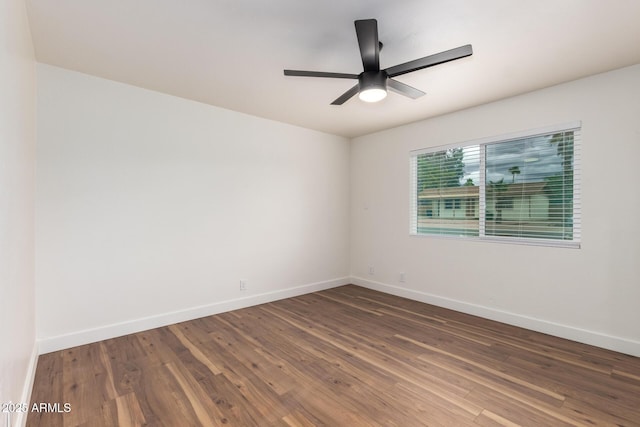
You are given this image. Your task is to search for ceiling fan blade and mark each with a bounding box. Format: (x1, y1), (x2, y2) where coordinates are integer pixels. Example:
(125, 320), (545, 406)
(354, 19), (380, 72)
(331, 84), (360, 105)
(284, 70), (359, 79)
(387, 79), (425, 99)
(385, 44), (473, 78)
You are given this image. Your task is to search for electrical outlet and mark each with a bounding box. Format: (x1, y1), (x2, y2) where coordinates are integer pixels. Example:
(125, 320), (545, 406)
(399, 272), (406, 283)
(368, 266), (375, 275)
(239, 280), (247, 291)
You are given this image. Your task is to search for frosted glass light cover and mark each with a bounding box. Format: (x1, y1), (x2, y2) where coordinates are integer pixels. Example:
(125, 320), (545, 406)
(358, 88), (387, 103)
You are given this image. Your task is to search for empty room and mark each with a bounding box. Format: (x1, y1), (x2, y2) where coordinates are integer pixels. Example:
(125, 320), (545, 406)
(2, 1), (640, 426)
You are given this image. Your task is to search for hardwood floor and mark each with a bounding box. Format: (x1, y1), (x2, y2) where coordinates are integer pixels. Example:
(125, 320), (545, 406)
(27, 285), (640, 426)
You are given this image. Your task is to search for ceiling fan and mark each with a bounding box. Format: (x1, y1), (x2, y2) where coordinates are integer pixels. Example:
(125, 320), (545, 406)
(284, 19), (473, 105)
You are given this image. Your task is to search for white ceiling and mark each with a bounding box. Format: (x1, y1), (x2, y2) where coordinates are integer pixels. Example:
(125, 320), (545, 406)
(26, 0), (640, 138)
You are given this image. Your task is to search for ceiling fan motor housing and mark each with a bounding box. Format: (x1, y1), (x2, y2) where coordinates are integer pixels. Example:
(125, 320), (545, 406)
(359, 71), (388, 92)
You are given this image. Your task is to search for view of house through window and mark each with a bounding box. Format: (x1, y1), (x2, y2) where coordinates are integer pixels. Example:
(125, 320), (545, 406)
(410, 124), (580, 246)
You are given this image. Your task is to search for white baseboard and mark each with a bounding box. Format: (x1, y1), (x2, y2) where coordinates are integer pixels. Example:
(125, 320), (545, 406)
(38, 277), (349, 354)
(351, 276), (640, 357)
(35, 275), (640, 357)
(13, 343), (39, 427)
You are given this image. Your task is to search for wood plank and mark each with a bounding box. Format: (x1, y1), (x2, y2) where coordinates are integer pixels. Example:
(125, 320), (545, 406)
(167, 324), (223, 375)
(114, 392), (146, 427)
(397, 334), (566, 402)
(27, 352), (64, 427)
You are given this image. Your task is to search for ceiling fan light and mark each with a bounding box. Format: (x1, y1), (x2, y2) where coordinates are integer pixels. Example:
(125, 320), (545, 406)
(359, 87), (387, 103)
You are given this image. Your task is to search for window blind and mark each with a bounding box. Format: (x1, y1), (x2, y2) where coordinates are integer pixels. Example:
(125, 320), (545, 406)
(410, 122), (581, 248)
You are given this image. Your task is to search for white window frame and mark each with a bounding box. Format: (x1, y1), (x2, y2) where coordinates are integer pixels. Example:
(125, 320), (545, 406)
(410, 121), (581, 248)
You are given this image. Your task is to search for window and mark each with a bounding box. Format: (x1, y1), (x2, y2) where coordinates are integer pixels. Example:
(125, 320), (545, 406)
(410, 122), (581, 247)
(444, 199), (461, 209)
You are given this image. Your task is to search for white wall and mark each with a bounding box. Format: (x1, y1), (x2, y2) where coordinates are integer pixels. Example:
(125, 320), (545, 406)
(36, 64), (350, 351)
(0, 0), (37, 424)
(350, 64), (640, 356)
